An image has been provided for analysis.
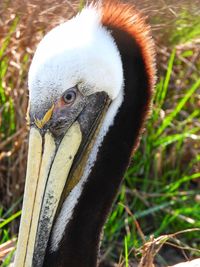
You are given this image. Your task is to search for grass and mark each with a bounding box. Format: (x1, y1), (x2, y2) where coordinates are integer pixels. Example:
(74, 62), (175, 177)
(0, 1), (200, 266)
(102, 49), (200, 265)
(170, 10), (200, 44)
(0, 18), (18, 139)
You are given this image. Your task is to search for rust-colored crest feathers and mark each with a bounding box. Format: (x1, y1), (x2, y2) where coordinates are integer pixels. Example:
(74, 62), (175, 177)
(101, 0), (156, 90)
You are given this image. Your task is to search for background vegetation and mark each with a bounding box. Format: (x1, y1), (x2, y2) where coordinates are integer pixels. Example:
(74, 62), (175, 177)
(0, 0), (200, 266)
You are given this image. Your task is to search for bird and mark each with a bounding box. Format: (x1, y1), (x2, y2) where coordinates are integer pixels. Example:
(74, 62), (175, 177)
(13, 1), (156, 267)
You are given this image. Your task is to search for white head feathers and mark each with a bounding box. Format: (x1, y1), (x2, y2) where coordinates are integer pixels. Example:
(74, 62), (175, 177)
(28, 6), (123, 112)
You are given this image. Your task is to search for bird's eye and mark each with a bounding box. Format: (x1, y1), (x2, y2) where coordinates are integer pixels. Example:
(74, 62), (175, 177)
(63, 90), (76, 105)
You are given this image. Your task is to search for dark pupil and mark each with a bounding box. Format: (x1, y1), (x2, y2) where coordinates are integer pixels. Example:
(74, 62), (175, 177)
(63, 89), (76, 104)
(66, 93), (72, 101)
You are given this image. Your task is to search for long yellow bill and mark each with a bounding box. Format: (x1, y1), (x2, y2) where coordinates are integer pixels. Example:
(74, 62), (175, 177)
(14, 122), (82, 267)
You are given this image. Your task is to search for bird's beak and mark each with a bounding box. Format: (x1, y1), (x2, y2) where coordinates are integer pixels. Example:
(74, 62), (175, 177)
(14, 92), (110, 267)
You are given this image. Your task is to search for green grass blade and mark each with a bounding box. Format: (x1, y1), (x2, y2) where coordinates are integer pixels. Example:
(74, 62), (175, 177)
(0, 17), (19, 59)
(3, 197), (22, 219)
(124, 236), (129, 267)
(166, 173), (200, 192)
(154, 128), (199, 147)
(134, 200), (175, 219)
(154, 78), (200, 138)
(2, 249), (15, 267)
(159, 50), (176, 108)
(0, 210), (21, 229)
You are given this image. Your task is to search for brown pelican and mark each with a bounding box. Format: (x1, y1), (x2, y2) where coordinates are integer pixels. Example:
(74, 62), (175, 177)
(13, 1), (156, 266)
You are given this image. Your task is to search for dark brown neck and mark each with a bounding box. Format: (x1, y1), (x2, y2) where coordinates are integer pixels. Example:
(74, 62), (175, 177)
(43, 27), (152, 267)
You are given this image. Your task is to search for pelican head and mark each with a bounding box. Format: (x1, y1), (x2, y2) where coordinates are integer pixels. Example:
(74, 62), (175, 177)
(14, 1), (155, 267)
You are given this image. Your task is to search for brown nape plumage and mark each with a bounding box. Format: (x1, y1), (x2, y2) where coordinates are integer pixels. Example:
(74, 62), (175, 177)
(102, 0), (156, 153)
